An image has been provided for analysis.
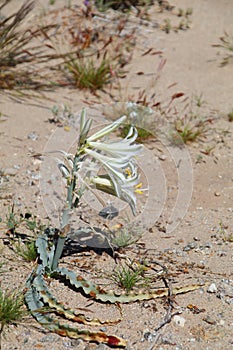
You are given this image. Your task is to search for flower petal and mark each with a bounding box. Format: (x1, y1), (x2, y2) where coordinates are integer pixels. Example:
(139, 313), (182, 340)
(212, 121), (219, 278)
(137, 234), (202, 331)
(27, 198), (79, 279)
(86, 116), (127, 142)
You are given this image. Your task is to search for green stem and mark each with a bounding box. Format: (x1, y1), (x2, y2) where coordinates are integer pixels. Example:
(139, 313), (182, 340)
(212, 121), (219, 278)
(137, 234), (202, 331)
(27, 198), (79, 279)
(51, 153), (82, 271)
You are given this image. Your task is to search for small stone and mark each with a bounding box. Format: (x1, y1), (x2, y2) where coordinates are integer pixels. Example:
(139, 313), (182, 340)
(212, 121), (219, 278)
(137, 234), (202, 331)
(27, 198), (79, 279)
(0, 193), (13, 200)
(27, 132), (39, 141)
(214, 191), (221, 196)
(144, 331), (154, 341)
(96, 344), (108, 350)
(183, 241), (197, 251)
(40, 334), (58, 342)
(207, 283), (217, 293)
(13, 164), (20, 169)
(3, 167), (18, 176)
(203, 315), (216, 325)
(143, 302), (150, 308)
(204, 242), (212, 248)
(99, 327), (107, 332)
(31, 173), (40, 180)
(33, 159), (42, 166)
(218, 250), (227, 257)
(159, 154), (166, 161)
(219, 319), (225, 326)
(189, 338), (196, 342)
(173, 315), (186, 327)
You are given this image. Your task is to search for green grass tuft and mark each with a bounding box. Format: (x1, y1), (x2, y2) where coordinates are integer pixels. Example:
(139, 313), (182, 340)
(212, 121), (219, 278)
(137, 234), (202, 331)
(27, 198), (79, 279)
(111, 261), (151, 291)
(15, 240), (37, 262)
(65, 57), (113, 91)
(0, 288), (26, 337)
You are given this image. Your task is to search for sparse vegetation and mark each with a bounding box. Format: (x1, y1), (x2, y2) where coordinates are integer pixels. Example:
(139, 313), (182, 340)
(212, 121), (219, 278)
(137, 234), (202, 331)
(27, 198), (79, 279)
(15, 240), (37, 262)
(213, 31), (233, 66)
(172, 116), (206, 144)
(109, 223), (143, 248)
(111, 261), (151, 291)
(227, 109), (233, 122)
(0, 1), (54, 90)
(64, 56), (114, 91)
(0, 288), (26, 342)
(218, 221), (233, 243)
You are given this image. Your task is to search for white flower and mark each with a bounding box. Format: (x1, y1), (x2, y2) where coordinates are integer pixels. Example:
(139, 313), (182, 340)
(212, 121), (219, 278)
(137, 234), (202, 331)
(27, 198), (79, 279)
(90, 169), (140, 215)
(86, 126), (142, 159)
(80, 116), (143, 214)
(86, 115), (127, 142)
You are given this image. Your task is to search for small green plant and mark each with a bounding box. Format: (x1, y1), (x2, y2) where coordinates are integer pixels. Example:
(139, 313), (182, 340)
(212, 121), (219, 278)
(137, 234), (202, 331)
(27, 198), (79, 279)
(173, 118), (205, 144)
(162, 18), (172, 34)
(15, 240), (37, 262)
(168, 94), (210, 145)
(227, 109), (233, 122)
(65, 56), (113, 91)
(5, 206), (21, 235)
(109, 223), (143, 248)
(111, 261), (151, 291)
(6, 207), (44, 236)
(213, 31), (233, 66)
(193, 92), (206, 108)
(0, 288), (26, 341)
(49, 104), (74, 126)
(218, 221), (233, 243)
(177, 7), (193, 17)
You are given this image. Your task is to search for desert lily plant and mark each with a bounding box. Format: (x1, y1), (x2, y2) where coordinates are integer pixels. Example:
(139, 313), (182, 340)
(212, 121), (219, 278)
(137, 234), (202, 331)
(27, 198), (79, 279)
(25, 111), (203, 347)
(25, 111), (143, 346)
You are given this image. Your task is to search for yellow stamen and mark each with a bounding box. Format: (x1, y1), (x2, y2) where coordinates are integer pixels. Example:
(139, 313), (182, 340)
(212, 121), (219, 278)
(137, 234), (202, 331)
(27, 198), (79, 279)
(135, 182), (142, 189)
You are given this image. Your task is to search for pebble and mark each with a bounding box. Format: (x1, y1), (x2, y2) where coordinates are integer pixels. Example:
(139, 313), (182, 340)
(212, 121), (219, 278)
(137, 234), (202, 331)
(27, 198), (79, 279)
(40, 334), (58, 342)
(31, 172), (40, 180)
(0, 193), (13, 199)
(99, 327), (107, 332)
(143, 331), (154, 341)
(27, 132), (39, 140)
(159, 154), (166, 161)
(203, 315), (217, 325)
(207, 283), (217, 293)
(13, 164), (20, 169)
(217, 250), (227, 257)
(217, 280), (233, 298)
(173, 315), (186, 327)
(95, 344), (108, 350)
(3, 167), (18, 176)
(183, 241), (198, 251)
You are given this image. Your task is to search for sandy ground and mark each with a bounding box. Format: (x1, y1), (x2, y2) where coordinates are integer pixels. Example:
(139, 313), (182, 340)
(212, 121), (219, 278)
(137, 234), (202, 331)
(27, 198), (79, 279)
(0, 1), (233, 349)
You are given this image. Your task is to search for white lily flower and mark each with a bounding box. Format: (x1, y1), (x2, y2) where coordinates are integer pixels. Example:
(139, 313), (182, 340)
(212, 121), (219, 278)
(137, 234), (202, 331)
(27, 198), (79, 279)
(87, 126), (143, 159)
(86, 115), (127, 142)
(79, 116), (144, 214)
(91, 170), (140, 215)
